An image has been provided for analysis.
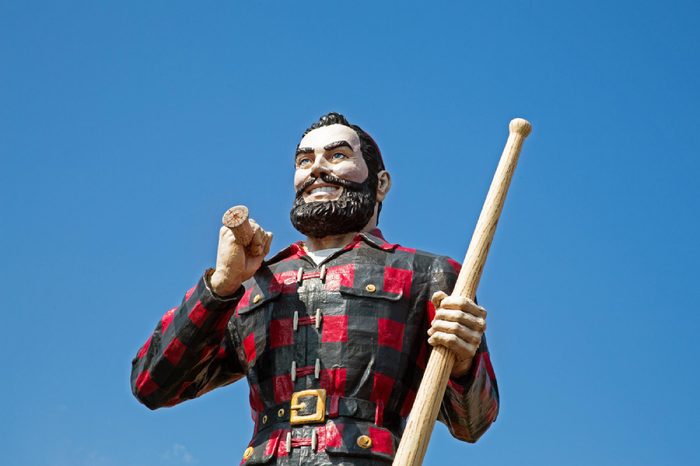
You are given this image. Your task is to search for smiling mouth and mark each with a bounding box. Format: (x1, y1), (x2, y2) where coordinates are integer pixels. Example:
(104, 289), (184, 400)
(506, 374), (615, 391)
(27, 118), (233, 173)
(304, 184), (343, 200)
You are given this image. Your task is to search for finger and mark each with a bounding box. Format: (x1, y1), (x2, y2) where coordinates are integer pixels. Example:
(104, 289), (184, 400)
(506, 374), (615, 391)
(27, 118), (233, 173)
(431, 291), (449, 309)
(247, 219), (265, 256)
(262, 231), (273, 256)
(433, 308), (486, 332)
(220, 225), (237, 243)
(428, 332), (479, 360)
(429, 320), (482, 346)
(438, 296), (486, 318)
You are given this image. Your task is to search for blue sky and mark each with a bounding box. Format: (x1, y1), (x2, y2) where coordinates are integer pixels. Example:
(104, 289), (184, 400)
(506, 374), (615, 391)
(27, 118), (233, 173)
(2, 1), (699, 465)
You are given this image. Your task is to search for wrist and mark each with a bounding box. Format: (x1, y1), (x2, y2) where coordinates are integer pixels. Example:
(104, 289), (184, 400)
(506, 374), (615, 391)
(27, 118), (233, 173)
(451, 359), (473, 378)
(209, 269), (242, 297)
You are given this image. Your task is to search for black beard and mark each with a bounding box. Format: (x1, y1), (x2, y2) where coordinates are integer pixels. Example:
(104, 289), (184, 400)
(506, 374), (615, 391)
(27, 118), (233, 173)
(290, 172), (377, 238)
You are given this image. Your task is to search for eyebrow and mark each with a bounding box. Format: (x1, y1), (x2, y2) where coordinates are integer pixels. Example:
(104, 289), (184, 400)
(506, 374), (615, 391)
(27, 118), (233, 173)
(295, 147), (314, 156)
(324, 140), (353, 151)
(295, 140), (353, 157)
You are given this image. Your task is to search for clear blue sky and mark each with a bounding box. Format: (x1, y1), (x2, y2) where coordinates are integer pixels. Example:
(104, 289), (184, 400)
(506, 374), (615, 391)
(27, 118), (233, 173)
(2, 1), (699, 465)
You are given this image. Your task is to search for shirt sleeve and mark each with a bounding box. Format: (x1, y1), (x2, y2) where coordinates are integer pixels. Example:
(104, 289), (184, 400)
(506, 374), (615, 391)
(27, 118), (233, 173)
(130, 270), (246, 410)
(427, 256), (500, 442)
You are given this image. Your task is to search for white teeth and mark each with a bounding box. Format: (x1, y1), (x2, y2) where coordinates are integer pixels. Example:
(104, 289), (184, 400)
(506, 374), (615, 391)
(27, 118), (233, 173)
(309, 186), (339, 195)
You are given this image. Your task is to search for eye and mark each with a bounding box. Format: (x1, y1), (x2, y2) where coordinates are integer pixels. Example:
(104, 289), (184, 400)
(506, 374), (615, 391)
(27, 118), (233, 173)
(297, 157), (312, 167)
(331, 152), (347, 160)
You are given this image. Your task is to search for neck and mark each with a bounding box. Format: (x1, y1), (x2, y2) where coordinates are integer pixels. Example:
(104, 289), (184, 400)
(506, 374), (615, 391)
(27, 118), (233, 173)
(305, 213), (378, 252)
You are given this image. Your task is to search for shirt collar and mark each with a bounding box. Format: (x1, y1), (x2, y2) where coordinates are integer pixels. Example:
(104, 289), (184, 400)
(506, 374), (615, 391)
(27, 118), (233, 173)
(266, 228), (398, 265)
(358, 228), (399, 251)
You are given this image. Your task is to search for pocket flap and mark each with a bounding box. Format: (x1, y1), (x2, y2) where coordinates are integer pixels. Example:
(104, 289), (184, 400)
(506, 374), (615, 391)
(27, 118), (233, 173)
(240, 428), (284, 465)
(324, 420), (398, 462)
(236, 288), (281, 315)
(339, 285), (402, 302)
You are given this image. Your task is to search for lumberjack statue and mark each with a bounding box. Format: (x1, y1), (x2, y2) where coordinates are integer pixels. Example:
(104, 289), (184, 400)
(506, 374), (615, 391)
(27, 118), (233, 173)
(131, 112), (528, 465)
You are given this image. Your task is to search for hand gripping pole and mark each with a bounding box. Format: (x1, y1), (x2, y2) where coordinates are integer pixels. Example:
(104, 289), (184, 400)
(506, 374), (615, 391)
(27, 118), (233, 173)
(392, 118), (532, 466)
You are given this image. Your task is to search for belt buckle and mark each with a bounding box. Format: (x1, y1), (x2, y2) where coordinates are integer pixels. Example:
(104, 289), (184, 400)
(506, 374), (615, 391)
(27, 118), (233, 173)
(290, 389), (326, 425)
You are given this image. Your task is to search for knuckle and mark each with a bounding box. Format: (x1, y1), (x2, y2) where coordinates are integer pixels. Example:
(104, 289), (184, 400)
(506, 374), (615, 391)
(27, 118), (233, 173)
(434, 309), (450, 321)
(442, 297), (466, 310)
(434, 322), (448, 333)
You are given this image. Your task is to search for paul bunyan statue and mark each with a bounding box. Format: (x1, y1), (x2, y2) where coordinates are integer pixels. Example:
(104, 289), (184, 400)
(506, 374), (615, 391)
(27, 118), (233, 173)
(131, 112), (522, 466)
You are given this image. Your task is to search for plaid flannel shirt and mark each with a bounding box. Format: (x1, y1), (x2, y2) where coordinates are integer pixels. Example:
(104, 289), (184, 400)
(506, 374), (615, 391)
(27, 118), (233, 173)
(131, 229), (499, 465)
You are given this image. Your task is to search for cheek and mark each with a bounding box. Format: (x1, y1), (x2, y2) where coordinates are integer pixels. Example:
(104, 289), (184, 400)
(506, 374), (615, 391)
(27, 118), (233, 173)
(293, 170), (307, 190)
(334, 161), (368, 182)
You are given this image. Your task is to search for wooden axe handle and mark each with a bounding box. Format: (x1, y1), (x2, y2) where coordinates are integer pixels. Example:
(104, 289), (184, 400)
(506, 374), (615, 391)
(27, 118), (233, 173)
(222, 205), (263, 256)
(392, 118), (532, 466)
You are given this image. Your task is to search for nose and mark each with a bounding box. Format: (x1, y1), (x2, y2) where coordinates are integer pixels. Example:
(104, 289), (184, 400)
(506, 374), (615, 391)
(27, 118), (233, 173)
(308, 153), (329, 178)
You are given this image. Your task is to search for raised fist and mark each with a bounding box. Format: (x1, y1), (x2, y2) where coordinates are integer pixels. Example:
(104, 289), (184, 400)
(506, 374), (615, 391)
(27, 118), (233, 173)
(209, 217), (272, 297)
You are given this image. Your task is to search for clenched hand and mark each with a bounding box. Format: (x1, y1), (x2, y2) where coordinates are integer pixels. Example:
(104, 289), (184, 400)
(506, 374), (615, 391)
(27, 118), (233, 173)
(209, 218), (272, 297)
(427, 291), (487, 377)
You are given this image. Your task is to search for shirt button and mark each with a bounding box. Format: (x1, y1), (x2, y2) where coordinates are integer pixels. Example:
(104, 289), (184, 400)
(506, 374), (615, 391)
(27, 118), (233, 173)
(253, 294), (262, 304)
(243, 446), (254, 461)
(365, 284), (376, 293)
(357, 435), (372, 449)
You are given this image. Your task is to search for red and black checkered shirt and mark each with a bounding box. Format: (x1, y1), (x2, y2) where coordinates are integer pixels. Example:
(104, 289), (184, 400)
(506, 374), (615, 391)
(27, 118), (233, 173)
(131, 229), (499, 465)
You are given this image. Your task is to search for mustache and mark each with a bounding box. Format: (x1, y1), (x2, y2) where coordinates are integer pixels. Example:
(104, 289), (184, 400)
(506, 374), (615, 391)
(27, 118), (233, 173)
(296, 173), (367, 198)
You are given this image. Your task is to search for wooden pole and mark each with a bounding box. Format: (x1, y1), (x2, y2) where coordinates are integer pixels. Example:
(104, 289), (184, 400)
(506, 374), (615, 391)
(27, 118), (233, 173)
(392, 118), (532, 466)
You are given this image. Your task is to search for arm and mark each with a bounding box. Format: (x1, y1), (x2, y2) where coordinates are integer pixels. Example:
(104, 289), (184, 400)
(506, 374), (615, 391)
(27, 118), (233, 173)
(439, 335), (499, 442)
(131, 211), (273, 409)
(130, 273), (245, 409)
(427, 256), (500, 442)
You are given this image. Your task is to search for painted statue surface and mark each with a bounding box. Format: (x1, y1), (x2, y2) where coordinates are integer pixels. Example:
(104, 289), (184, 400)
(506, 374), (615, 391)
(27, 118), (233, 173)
(131, 113), (499, 465)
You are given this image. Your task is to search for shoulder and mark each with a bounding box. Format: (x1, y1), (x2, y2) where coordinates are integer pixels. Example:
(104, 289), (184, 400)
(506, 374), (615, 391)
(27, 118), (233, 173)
(365, 230), (461, 274)
(238, 242), (306, 293)
(264, 241), (306, 268)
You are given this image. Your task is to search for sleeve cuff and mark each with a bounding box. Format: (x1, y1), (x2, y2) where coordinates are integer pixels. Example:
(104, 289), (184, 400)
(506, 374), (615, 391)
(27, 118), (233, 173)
(449, 370), (473, 387)
(203, 268), (245, 303)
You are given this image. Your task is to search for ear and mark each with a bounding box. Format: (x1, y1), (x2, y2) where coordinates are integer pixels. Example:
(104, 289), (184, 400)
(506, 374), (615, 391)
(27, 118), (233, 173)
(376, 170), (392, 202)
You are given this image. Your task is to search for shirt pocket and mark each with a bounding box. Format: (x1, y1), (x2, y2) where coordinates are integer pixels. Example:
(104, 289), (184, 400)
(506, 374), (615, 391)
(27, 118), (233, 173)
(233, 287), (282, 368)
(239, 428), (284, 465)
(324, 419), (399, 463)
(337, 263), (404, 304)
(236, 287), (282, 316)
(338, 267), (405, 322)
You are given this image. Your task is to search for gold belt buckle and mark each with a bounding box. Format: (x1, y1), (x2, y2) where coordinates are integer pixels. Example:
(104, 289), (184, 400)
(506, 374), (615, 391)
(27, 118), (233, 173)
(289, 389), (326, 425)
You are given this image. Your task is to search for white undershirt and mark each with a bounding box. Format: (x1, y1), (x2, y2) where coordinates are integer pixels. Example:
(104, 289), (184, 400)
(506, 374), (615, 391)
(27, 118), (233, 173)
(305, 247), (342, 265)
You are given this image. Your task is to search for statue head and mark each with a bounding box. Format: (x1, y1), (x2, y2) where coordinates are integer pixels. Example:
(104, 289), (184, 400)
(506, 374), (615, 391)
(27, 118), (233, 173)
(290, 112), (391, 238)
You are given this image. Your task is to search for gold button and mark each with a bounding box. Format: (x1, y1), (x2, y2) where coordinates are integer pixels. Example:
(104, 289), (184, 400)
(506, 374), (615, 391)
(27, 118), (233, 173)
(357, 435), (372, 449)
(262, 415), (268, 424)
(365, 284), (376, 293)
(243, 446), (254, 461)
(253, 294), (262, 304)
(278, 408), (285, 417)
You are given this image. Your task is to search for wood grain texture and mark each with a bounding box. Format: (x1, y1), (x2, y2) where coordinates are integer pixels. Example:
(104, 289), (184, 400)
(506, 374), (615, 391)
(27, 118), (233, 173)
(392, 118), (531, 466)
(222, 205), (262, 255)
